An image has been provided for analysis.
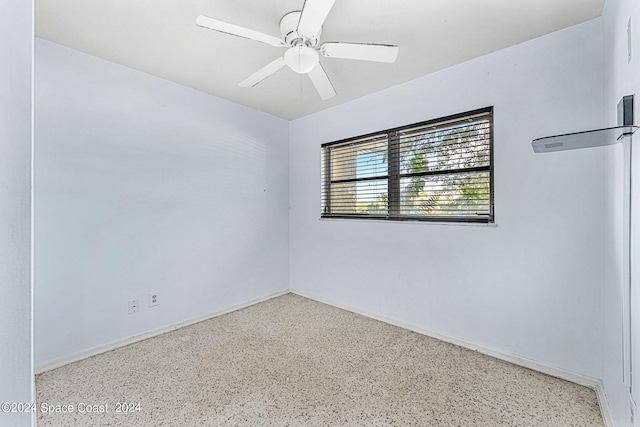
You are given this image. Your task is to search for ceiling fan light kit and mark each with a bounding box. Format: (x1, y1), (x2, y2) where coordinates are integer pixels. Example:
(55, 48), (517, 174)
(196, 0), (399, 100)
(284, 45), (319, 74)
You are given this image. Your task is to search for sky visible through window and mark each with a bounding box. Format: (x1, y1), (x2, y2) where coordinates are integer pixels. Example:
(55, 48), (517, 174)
(356, 151), (386, 205)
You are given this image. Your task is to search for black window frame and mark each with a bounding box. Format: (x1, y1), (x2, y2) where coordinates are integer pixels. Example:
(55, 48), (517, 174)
(321, 107), (495, 224)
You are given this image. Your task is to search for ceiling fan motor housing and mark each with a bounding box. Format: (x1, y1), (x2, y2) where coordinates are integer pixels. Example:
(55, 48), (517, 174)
(280, 11), (320, 47)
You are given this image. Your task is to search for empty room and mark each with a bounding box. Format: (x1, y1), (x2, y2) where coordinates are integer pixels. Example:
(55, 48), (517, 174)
(2, 0), (640, 426)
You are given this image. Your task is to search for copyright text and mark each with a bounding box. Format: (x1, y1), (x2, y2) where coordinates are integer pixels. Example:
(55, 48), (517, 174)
(1, 402), (141, 414)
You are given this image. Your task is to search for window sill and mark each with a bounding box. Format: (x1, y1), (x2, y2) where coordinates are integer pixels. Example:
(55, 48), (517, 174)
(318, 217), (498, 227)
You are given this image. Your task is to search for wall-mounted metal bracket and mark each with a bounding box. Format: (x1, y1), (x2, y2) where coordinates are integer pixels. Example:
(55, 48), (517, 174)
(531, 95), (636, 153)
(531, 125), (638, 153)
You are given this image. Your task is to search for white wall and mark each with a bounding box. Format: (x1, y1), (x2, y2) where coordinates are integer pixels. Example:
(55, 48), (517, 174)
(601, 0), (640, 425)
(289, 20), (605, 378)
(0, 1), (34, 427)
(34, 40), (290, 368)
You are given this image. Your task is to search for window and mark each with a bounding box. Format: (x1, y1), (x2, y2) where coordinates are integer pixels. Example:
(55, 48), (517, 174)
(321, 107), (494, 223)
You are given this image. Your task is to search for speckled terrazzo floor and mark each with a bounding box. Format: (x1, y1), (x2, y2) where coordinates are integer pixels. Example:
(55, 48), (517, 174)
(36, 293), (603, 426)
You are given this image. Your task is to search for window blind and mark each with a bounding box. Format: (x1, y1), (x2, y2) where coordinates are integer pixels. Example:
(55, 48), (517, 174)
(321, 107), (494, 223)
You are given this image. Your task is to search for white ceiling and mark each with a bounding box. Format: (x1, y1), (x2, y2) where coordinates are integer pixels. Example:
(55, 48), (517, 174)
(35, 0), (605, 120)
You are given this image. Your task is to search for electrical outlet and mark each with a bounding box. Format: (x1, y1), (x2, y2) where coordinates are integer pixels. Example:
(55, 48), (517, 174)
(148, 292), (160, 307)
(128, 299), (139, 314)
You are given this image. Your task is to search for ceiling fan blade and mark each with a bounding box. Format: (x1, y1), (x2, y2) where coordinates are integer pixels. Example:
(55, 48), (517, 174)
(297, 0), (336, 38)
(307, 63), (336, 100)
(238, 57), (286, 87)
(320, 42), (399, 63)
(196, 15), (286, 48)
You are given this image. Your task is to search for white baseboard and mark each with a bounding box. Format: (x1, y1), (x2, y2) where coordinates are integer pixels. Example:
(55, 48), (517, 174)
(35, 289), (289, 374)
(291, 288), (612, 423)
(595, 385), (615, 427)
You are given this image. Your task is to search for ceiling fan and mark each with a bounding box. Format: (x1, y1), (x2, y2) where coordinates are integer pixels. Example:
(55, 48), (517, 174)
(196, 0), (399, 100)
